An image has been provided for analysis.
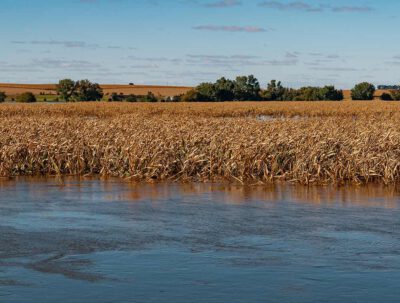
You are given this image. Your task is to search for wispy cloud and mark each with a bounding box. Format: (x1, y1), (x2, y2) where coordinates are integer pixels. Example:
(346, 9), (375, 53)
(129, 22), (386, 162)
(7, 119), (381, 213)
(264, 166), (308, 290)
(0, 58), (103, 72)
(11, 40), (97, 48)
(258, 1), (322, 12)
(127, 55), (182, 64)
(310, 67), (360, 71)
(10, 40), (135, 50)
(192, 25), (267, 32)
(205, 0), (241, 7)
(31, 59), (102, 70)
(186, 54), (298, 67)
(32, 40), (100, 48)
(258, 1), (374, 13)
(331, 6), (374, 12)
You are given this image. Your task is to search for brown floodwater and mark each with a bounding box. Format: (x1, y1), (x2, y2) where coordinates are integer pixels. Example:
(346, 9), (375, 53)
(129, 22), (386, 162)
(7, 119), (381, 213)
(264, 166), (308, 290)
(1, 178), (400, 302)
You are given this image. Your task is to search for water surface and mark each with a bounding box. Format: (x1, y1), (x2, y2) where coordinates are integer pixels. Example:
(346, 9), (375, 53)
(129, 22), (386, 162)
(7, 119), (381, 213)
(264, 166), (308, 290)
(1, 178), (400, 302)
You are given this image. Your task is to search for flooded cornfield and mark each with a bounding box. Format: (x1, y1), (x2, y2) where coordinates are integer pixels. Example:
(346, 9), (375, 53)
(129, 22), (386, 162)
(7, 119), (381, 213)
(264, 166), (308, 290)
(1, 178), (400, 302)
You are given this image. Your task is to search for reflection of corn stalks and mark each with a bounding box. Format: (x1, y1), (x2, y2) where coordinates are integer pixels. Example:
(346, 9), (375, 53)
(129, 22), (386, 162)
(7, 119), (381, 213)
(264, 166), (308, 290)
(1, 102), (400, 184)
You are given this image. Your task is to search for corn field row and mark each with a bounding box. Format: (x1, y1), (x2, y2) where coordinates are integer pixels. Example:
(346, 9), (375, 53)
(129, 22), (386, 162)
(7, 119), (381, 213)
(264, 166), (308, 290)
(1, 102), (400, 184)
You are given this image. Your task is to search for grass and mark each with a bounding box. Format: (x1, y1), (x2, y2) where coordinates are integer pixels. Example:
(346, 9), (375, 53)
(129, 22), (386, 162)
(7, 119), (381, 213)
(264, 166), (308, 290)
(1, 101), (400, 185)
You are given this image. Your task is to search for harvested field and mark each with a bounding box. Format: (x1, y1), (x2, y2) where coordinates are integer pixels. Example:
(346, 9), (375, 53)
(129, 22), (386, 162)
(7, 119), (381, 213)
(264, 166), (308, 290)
(1, 101), (400, 185)
(0, 83), (192, 97)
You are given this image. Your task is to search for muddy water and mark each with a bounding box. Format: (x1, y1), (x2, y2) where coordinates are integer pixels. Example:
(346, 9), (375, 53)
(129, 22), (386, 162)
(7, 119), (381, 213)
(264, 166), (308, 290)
(1, 178), (400, 303)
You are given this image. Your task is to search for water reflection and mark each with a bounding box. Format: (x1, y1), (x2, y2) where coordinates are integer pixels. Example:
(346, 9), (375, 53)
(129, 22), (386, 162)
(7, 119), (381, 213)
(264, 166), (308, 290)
(1, 178), (400, 303)
(2, 177), (398, 209)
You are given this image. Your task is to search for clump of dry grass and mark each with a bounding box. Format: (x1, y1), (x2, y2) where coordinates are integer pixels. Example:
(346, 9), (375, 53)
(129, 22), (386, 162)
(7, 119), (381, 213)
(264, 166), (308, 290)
(1, 102), (400, 185)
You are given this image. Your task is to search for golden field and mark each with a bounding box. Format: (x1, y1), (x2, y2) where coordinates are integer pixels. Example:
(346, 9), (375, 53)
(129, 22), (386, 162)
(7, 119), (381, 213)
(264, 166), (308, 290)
(1, 101), (400, 185)
(0, 83), (192, 97)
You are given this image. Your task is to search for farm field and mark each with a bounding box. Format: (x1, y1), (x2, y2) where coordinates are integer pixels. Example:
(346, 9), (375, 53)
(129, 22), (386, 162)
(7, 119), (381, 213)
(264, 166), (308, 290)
(0, 83), (389, 101)
(1, 101), (400, 184)
(0, 83), (193, 100)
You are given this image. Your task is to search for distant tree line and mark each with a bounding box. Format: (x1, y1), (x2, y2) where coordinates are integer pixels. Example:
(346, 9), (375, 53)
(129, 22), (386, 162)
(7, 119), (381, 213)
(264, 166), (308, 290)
(2, 77), (400, 103)
(181, 76), (343, 102)
(377, 85), (400, 90)
(182, 76), (262, 102)
(109, 91), (159, 102)
(0, 91), (37, 103)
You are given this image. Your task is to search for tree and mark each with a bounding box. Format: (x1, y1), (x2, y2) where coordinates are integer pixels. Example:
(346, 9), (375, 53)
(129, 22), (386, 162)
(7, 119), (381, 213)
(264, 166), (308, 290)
(171, 95), (182, 102)
(351, 82), (375, 100)
(318, 86), (343, 101)
(16, 92), (36, 103)
(380, 93), (393, 101)
(0, 92), (6, 103)
(140, 92), (158, 102)
(72, 80), (103, 101)
(56, 79), (77, 102)
(126, 94), (137, 102)
(390, 90), (400, 101)
(196, 82), (217, 101)
(233, 75), (261, 101)
(181, 89), (205, 102)
(295, 87), (321, 101)
(110, 92), (123, 102)
(214, 77), (235, 101)
(261, 80), (285, 101)
(281, 88), (298, 101)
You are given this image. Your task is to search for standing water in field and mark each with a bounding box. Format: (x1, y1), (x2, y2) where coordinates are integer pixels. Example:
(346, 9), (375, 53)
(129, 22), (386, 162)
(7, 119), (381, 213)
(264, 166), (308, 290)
(1, 178), (400, 303)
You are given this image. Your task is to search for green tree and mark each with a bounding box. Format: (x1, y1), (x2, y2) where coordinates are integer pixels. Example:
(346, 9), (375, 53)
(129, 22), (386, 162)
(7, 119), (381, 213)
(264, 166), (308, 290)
(110, 92), (124, 102)
(319, 86), (343, 101)
(351, 82), (375, 100)
(0, 91), (6, 103)
(261, 80), (286, 101)
(390, 90), (400, 101)
(126, 94), (137, 102)
(171, 95), (182, 102)
(214, 77), (235, 101)
(16, 92), (36, 103)
(294, 87), (321, 101)
(381, 92), (393, 101)
(196, 82), (217, 101)
(140, 92), (158, 102)
(233, 75), (261, 101)
(281, 88), (298, 101)
(56, 79), (77, 102)
(72, 80), (103, 101)
(181, 89), (205, 102)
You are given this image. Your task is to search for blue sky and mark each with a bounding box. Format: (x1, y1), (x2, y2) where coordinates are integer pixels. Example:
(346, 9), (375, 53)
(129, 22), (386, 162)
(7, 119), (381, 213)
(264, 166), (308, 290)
(0, 0), (399, 88)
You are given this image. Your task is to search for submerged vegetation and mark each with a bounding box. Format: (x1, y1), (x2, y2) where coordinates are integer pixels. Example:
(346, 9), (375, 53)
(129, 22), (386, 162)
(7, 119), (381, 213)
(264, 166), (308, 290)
(2, 102), (400, 185)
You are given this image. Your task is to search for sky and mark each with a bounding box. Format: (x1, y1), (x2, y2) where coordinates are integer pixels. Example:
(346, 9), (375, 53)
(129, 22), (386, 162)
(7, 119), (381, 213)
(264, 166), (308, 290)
(0, 0), (399, 88)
